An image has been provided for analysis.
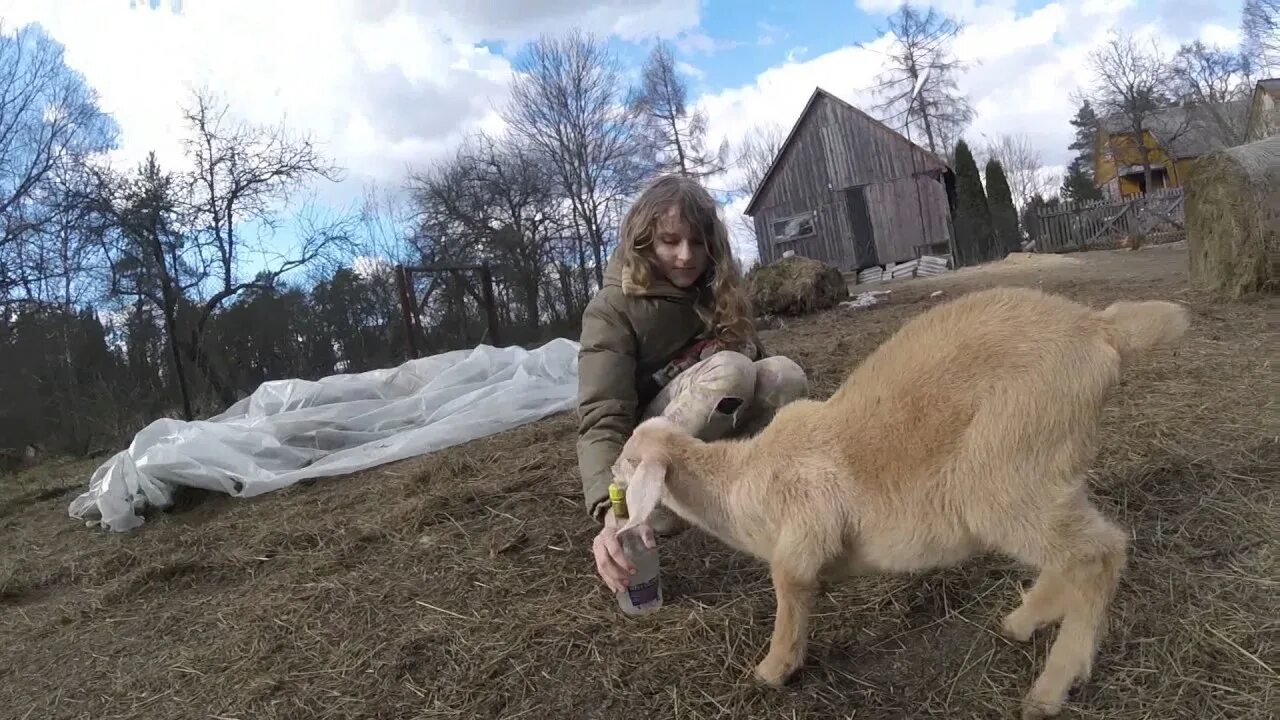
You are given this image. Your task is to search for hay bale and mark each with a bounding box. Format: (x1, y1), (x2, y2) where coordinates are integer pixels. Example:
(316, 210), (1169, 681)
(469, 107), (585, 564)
(1186, 135), (1280, 299)
(747, 255), (848, 316)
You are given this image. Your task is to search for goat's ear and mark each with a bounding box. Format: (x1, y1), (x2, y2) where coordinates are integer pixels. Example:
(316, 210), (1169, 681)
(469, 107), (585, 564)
(620, 458), (666, 533)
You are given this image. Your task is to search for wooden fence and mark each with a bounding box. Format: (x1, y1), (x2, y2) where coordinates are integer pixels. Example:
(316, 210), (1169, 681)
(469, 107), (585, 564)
(1033, 188), (1186, 253)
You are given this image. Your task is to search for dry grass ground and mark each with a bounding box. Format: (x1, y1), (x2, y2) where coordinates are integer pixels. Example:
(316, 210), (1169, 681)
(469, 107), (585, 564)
(1, 243), (1276, 720)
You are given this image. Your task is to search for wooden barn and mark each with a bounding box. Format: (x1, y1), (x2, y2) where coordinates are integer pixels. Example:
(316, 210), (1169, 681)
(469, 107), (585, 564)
(744, 88), (955, 272)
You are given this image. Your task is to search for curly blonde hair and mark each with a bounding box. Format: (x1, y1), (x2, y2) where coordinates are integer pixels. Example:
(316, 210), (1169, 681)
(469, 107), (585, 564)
(616, 174), (754, 346)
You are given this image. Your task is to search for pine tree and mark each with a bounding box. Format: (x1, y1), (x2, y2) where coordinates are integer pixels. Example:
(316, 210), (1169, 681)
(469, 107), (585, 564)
(631, 40), (726, 178)
(1020, 193), (1060, 249)
(1063, 100), (1104, 203)
(952, 139), (996, 265)
(985, 159), (1021, 254)
(863, 4), (974, 156)
(1060, 156), (1100, 204)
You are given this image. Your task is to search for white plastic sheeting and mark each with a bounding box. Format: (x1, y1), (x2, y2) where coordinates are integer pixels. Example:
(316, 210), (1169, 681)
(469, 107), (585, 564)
(69, 339), (582, 532)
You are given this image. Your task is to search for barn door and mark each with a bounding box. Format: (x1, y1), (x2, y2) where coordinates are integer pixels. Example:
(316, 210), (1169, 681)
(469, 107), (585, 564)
(845, 187), (879, 269)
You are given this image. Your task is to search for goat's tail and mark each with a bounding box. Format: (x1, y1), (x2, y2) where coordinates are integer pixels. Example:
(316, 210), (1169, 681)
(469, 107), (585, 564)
(1095, 300), (1190, 361)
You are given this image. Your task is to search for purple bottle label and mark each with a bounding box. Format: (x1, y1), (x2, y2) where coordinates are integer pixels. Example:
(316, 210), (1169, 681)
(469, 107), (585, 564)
(627, 576), (660, 606)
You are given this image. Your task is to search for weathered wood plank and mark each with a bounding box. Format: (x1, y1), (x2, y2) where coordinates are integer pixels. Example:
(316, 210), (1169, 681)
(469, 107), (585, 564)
(750, 91), (951, 271)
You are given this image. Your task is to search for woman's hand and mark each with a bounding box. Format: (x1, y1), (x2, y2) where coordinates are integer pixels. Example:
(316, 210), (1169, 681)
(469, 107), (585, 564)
(592, 511), (654, 593)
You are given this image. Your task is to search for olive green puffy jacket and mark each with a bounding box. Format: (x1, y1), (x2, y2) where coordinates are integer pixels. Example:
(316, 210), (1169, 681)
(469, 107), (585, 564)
(575, 257), (762, 523)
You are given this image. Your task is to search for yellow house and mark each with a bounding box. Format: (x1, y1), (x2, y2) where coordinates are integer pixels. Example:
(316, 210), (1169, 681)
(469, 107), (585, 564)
(1094, 100), (1248, 199)
(1244, 78), (1280, 142)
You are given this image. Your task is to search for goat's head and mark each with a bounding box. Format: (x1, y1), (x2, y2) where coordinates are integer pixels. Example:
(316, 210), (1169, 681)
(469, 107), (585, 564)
(610, 416), (686, 534)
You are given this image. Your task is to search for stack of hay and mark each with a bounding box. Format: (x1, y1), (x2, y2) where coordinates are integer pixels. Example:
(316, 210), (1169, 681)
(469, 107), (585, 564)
(747, 254), (849, 316)
(916, 255), (951, 277)
(1186, 135), (1279, 299)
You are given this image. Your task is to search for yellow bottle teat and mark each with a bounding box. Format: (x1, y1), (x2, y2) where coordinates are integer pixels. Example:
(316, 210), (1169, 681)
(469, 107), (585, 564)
(608, 483), (628, 518)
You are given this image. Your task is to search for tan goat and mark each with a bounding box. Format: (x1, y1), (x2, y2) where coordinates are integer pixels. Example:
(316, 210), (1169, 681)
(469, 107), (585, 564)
(611, 286), (1190, 719)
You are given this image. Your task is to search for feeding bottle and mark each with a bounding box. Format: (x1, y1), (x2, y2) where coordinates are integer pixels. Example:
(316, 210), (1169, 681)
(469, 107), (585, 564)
(609, 482), (663, 616)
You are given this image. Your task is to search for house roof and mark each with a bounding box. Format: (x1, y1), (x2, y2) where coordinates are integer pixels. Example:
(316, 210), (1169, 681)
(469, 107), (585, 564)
(743, 87), (948, 216)
(1257, 78), (1280, 96)
(1098, 100), (1249, 159)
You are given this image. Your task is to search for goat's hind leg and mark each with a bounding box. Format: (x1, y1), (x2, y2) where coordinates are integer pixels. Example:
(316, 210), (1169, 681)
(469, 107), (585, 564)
(1009, 502), (1128, 720)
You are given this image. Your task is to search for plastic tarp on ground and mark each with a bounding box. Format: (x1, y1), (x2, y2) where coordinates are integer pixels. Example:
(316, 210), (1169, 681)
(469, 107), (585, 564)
(69, 338), (582, 532)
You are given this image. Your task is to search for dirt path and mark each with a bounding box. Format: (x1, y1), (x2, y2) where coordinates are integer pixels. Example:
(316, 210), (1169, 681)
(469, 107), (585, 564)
(2, 244), (1275, 720)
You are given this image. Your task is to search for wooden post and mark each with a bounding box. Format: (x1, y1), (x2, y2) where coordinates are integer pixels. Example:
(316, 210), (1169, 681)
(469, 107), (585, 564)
(479, 264), (501, 347)
(394, 264), (420, 359)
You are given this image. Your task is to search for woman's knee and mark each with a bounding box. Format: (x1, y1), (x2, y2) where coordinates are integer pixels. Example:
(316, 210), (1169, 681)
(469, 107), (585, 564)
(754, 356), (808, 408)
(695, 351), (758, 405)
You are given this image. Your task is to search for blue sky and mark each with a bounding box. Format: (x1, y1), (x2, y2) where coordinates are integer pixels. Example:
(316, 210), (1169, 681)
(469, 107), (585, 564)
(0, 0), (1254, 270)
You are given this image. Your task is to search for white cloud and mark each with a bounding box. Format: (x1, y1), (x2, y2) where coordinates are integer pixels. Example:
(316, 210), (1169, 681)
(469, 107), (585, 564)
(0, 0), (703, 204)
(1081, 0), (1135, 16)
(362, 0), (701, 45)
(1199, 24), (1241, 48)
(756, 21), (786, 47)
(676, 61), (706, 81)
(674, 31), (741, 55)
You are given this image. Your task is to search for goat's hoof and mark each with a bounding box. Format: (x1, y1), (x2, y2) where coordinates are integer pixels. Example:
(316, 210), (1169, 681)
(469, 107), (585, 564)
(1020, 691), (1063, 720)
(753, 656), (800, 688)
(1000, 610), (1038, 643)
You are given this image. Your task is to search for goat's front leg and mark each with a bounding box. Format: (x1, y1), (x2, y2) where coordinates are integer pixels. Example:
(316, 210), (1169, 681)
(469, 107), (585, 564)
(754, 563), (818, 687)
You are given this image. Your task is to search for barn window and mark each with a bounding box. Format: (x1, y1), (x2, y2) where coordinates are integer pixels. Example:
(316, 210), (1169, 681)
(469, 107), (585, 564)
(771, 213), (815, 242)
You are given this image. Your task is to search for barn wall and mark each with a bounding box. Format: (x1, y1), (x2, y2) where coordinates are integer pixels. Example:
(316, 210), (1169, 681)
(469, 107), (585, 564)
(755, 201), (850, 268)
(918, 175), (952, 256)
(864, 175), (952, 264)
(750, 92), (952, 271)
(751, 97), (850, 268)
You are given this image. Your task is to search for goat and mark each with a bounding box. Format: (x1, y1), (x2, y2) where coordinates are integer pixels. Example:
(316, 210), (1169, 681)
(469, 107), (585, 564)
(610, 286), (1190, 719)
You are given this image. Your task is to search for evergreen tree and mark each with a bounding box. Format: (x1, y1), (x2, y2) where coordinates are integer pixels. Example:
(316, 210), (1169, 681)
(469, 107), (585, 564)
(1063, 101), (1104, 203)
(863, 4), (974, 155)
(952, 139), (996, 264)
(631, 40), (726, 178)
(985, 159), (1021, 254)
(1061, 157), (1099, 204)
(1021, 193), (1060, 249)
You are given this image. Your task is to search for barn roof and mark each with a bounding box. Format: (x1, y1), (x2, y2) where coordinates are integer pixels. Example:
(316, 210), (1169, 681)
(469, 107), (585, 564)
(743, 87), (949, 216)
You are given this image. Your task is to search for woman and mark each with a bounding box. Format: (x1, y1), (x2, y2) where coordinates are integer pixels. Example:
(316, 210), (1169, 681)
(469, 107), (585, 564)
(577, 174), (808, 593)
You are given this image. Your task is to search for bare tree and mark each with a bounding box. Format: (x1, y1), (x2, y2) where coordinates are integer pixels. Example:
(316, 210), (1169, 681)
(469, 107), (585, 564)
(355, 182), (416, 267)
(88, 91), (350, 416)
(1084, 31), (1185, 194)
(468, 136), (566, 330)
(726, 122), (787, 245)
(1242, 0), (1280, 75)
(408, 132), (569, 335)
(5, 161), (100, 310)
(1171, 41), (1253, 146)
(863, 3), (974, 156)
(0, 23), (116, 304)
(631, 41), (727, 179)
(979, 133), (1048, 207)
(731, 122), (787, 198)
(178, 88), (349, 405)
(502, 30), (645, 294)
(91, 152), (201, 418)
